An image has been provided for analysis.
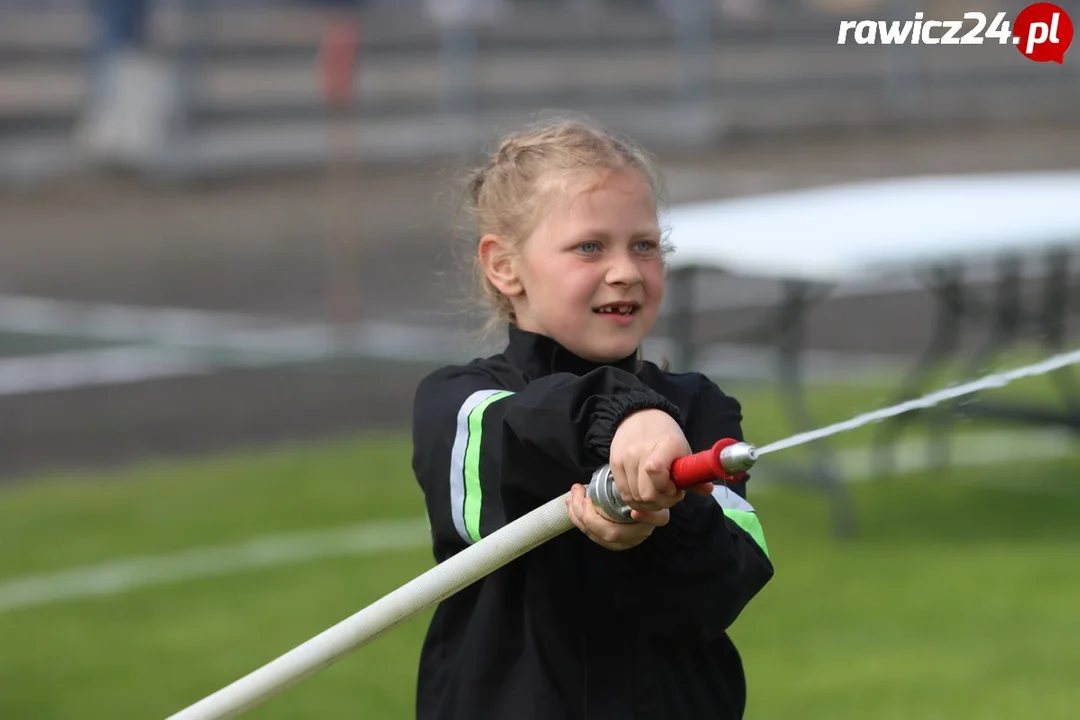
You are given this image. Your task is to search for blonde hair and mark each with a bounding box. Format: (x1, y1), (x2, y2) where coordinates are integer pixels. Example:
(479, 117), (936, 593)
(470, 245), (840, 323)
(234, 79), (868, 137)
(458, 113), (670, 338)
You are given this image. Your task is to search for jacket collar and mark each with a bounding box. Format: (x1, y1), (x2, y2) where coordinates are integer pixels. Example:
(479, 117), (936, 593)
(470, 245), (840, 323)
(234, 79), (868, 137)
(504, 324), (640, 378)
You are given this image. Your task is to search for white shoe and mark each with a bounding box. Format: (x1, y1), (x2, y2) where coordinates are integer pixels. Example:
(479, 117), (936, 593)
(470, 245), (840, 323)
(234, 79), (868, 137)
(75, 49), (180, 168)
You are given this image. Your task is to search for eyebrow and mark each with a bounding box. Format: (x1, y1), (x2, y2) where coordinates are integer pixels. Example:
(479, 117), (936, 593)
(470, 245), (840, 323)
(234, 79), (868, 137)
(573, 228), (662, 240)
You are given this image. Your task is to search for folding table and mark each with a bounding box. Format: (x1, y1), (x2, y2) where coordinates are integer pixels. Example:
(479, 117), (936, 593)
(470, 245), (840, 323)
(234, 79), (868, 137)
(662, 170), (1080, 536)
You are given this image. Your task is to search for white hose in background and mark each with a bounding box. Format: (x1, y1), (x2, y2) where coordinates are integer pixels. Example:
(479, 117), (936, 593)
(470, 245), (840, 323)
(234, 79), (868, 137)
(166, 493), (574, 720)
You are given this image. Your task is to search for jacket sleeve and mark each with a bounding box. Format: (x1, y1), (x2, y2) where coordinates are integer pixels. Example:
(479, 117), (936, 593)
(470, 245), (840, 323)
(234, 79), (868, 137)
(411, 362), (681, 552)
(619, 378), (774, 638)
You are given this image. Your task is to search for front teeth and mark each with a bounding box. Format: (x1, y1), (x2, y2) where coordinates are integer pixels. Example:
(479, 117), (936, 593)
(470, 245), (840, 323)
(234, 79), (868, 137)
(598, 306), (634, 315)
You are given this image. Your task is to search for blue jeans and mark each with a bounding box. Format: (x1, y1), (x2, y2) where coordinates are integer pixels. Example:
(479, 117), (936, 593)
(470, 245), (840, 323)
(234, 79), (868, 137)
(94, 0), (149, 51)
(86, 0), (149, 109)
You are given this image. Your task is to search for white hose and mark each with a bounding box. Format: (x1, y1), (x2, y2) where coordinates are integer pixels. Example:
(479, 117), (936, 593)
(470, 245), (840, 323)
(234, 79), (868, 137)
(166, 493), (574, 720)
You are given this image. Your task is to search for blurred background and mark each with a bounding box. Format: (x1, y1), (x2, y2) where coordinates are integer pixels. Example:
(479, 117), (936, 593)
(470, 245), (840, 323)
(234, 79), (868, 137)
(2, 1), (1080, 718)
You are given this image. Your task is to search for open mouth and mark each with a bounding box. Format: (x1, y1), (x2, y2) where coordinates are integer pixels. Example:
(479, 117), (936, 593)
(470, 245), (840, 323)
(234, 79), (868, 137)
(593, 302), (640, 317)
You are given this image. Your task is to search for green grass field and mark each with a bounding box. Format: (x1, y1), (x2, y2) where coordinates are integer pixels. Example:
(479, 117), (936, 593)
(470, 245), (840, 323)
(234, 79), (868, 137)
(2, 360), (1079, 719)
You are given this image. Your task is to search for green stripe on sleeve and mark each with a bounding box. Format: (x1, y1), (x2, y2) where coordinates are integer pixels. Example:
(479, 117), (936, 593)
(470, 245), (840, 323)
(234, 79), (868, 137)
(722, 508), (770, 559)
(463, 390), (514, 543)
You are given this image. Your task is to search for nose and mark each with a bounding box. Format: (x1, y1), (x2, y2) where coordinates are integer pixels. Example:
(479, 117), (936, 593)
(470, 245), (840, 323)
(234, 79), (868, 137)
(605, 248), (643, 287)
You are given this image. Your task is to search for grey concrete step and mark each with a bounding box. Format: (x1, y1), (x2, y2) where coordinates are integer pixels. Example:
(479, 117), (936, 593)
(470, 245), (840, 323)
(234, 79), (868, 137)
(0, 2), (845, 62)
(6, 74), (1080, 183)
(1, 41), (1064, 126)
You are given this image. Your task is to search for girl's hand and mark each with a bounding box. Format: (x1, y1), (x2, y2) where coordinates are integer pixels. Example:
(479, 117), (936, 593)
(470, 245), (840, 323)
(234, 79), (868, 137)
(566, 483), (669, 551)
(608, 409), (693, 512)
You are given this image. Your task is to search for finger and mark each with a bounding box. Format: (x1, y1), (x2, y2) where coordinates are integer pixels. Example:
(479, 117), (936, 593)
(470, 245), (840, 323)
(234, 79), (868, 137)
(637, 462), (681, 510)
(579, 489), (616, 540)
(632, 459), (661, 510)
(581, 496), (643, 548)
(643, 439), (695, 508)
(580, 509), (616, 546)
(614, 457), (645, 510)
(566, 499), (583, 532)
(588, 518), (653, 550)
(645, 446), (681, 496)
(591, 500), (621, 524)
(689, 482), (714, 497)
(629, 507), (670, 527)
(567, 485), (588, 532)
(578, 487), (601, 527)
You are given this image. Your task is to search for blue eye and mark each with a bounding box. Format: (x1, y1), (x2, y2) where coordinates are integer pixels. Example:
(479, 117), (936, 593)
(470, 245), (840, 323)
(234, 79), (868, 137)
(579, 241), (600, 253)
(634, 240), (659, 252)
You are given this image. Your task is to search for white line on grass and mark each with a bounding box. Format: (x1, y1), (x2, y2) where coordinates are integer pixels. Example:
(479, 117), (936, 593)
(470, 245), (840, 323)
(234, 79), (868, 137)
(1, 431), (1074, 616)
(0, 346), (214, 395)
(0, 517), (431, 616)
(0, 294), (906, 394)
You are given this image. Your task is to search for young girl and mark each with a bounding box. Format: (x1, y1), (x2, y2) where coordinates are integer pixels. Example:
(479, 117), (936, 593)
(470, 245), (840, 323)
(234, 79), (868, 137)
(411, 116), (773, 719)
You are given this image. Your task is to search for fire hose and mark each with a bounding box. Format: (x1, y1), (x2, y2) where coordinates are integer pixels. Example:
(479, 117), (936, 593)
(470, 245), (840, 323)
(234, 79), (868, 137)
(166, 438), (760, 720)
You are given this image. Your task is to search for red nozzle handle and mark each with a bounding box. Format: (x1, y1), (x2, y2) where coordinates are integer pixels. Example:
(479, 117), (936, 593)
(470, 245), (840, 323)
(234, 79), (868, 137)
(671, 438), (746, 488)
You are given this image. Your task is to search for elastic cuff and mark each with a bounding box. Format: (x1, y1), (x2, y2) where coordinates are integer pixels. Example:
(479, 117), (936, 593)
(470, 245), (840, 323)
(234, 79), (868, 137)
(585, 390), (683, 463)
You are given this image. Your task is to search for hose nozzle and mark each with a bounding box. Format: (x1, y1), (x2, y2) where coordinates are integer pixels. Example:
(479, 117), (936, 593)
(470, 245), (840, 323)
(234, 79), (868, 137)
(671, 438), (758, 487)
(586, 437), (760, 524)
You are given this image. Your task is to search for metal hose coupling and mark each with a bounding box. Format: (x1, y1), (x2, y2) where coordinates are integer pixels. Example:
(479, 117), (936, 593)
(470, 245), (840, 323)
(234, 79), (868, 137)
(586, 465), (634, 523)
(586, 440), (760, 524)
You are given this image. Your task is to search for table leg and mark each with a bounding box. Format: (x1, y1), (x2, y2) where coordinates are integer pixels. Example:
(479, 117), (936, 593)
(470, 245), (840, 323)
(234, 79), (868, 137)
(776, 281), (856, 538)
(927, 256), (1023, 468)
(1041, 249), (1080, 419)
(871, 265), (966, 477)
(667, 266), (696, 372)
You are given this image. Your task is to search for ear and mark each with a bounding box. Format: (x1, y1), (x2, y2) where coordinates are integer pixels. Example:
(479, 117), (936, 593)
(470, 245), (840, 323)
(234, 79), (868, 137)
(478, 234), (524, 297)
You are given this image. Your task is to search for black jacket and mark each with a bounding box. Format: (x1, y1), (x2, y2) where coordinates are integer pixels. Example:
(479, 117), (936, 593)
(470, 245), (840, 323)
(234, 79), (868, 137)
(411, 326), (774, 720)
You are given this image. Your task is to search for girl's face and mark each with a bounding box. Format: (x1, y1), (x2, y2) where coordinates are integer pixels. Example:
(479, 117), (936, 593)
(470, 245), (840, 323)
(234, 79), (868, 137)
(497, 169), (665, 363)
